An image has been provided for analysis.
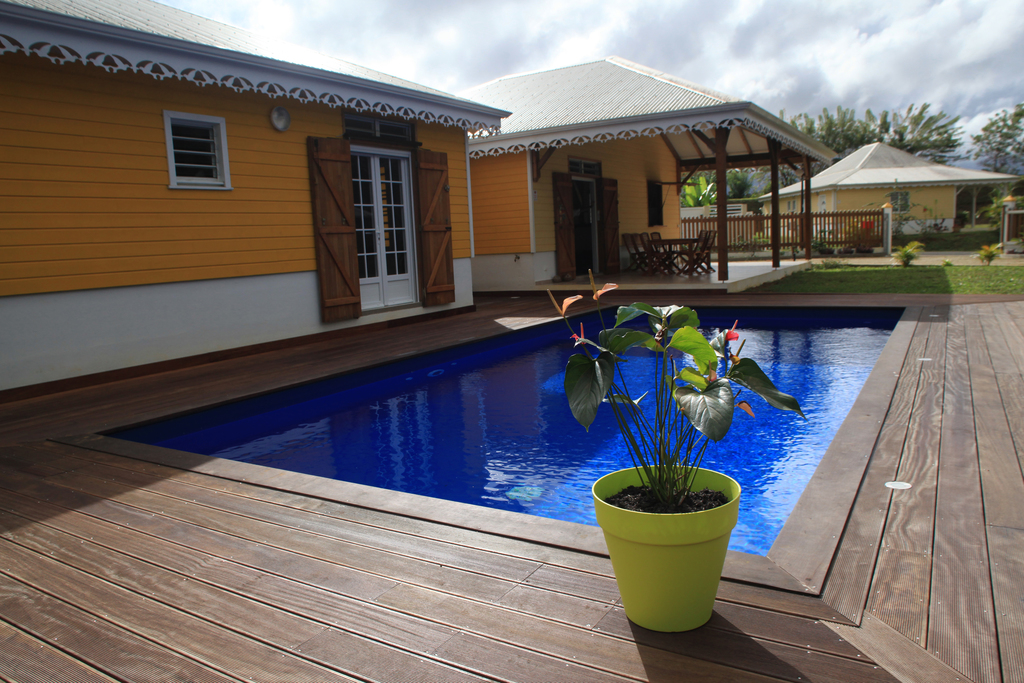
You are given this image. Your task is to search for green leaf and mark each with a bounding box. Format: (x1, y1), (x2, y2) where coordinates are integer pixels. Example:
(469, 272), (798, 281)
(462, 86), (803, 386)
(674, 380), (734, 441)
(667, 327), (718, 374)
(608, 391), (647, 406)
(598, 328), (653, 356)
(676, 366), (708, 391)
(564, 352), (616, 431)
(667, 306), (700, 330)
(726, 358), (806, 418)
(615, 303), (659, 327)
(709, 330), (729, 358)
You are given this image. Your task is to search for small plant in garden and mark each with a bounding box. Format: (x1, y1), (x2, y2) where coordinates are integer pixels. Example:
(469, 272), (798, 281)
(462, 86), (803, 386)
(976, 244), (1003, 265)
(893, 241), (925, 267)
(942, 259), (954, 267)
(548, 273), (804, 513)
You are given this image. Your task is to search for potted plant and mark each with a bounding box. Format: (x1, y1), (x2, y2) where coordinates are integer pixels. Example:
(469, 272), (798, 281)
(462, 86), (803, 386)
(549, 274), (804, 632)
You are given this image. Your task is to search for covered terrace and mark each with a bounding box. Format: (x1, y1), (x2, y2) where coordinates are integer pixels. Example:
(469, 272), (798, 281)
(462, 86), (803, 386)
(465, 57), (836, 281)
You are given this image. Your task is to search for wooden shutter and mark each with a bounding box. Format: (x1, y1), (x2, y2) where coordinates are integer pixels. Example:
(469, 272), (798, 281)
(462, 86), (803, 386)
(417, 149), (456, 307)
(307, 137), (360, 322)
(552, 172), (576, 281)
(600, 177), (621, 275)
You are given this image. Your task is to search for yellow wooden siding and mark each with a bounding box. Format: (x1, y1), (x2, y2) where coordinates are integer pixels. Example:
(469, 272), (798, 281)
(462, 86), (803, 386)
(0, 52), (473, 296)
(469, 153), (530, 254)
(415, 124), (474, 260)
(832, 186), (956, 218)
(530, 137), (679, 254)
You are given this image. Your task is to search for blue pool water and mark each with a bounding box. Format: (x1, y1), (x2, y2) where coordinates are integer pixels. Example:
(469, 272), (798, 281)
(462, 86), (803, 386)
(115, 307), (900, 555)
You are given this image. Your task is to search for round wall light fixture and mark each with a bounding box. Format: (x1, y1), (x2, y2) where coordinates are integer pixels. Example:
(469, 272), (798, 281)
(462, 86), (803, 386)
(270, 106), (291, 132)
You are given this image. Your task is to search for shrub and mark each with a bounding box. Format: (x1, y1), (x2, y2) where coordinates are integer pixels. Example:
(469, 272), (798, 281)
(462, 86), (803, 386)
(893, 241), (925, 267)
(975, 244), (1003, 265)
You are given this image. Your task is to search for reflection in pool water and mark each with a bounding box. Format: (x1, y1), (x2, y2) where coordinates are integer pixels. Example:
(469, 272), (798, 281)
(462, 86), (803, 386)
(115, 307), (899, 555)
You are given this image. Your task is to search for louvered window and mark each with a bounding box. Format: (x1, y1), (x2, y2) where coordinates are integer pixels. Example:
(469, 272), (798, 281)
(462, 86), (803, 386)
(163, 111), (232, 190)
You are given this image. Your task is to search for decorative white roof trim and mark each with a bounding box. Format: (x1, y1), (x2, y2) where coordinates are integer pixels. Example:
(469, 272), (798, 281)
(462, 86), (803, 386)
(0, 8), (505, 134)
(469, 111), (831, 162)
(768, 175), (1020, 199)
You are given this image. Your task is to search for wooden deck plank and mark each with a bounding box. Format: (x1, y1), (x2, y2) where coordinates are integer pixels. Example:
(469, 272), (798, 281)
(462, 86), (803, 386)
(0, 620), (121, 683)
(0, 508), (491, 683)
(822, 306), (930, 623)
(0, 486), (500, 660)
(594, 606), (897, 683)
(867, 307), (947, 644)
(0, 539), (356, 682)
(768, 306), (921, 593)
(0, 573), (237, 683)
(965, 311), (1024, 530)
(927, 305), (1000, 682)
(46, 435), (615, 575)
(987, 525), (1024, 683)
(57, 457), (547, 584)
(828, 616), (980, 683)
(32, 466), (528, 604)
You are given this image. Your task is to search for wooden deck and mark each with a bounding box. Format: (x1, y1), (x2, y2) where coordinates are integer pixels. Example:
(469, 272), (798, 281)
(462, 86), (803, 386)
(1, 292), (1022, 682)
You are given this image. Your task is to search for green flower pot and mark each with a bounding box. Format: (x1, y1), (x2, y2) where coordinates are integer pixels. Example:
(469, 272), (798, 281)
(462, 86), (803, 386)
(592, 467), (741, 632)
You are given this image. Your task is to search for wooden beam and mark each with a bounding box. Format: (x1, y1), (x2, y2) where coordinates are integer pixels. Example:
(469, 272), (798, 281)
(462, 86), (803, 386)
(802, 154), (813, 259)
(715, 127), (730, 282)
(685, 130), (707, 159)
(692, 129), (717, 155)
(660, 134), (683, 163)
(769, 138), (781, 268)
(531, 148), (556, 182)
(737, 128), (754, 155)
(678, 148), (804, 170)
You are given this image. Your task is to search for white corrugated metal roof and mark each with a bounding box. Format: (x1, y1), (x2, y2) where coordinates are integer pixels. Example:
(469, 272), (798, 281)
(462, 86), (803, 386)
(463, 56), (739, 135)
(0, 0), (507, 129)
(461, 57), (835, 163)
(767, 143), (1018, 196)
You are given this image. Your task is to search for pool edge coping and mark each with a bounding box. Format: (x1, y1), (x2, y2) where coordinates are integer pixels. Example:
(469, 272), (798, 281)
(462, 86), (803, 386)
(51, 303), (919, 600)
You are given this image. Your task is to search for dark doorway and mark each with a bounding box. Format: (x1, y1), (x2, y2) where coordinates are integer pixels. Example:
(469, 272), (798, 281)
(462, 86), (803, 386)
(573, 178), (597, 275)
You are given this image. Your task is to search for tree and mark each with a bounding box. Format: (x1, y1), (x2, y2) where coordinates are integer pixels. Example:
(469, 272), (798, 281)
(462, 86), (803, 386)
(972, 103), (1024, 174)
(784, 104), (963, 164)
(878, 104), (963, 164)
(726, 169), (760, 199)
(788, 105), (877, 159)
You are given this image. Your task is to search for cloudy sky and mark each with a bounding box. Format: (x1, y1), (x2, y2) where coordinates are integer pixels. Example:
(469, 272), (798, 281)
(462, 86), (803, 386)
(159, 0), (1022, 163)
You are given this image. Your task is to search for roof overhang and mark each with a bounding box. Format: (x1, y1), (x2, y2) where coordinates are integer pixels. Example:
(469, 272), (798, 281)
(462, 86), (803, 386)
(764, 172), (1021, 200)
(468, 100), (834, 163)
(0, 1), (508, 133)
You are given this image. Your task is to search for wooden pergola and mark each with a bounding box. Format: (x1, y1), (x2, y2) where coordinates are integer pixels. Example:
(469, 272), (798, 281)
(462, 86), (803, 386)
(655, 113), (834, 280)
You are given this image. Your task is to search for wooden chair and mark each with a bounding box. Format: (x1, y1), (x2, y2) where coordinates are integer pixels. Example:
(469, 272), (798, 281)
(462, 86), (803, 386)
(638, 232), (672, 275)
(623, 233), (647, 272)
(687, 230), (715, 275)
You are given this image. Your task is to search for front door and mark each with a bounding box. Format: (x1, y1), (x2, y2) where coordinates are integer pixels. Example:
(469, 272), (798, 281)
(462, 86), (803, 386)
(352, 150), (417, 309)
(573, 178), (597, 276)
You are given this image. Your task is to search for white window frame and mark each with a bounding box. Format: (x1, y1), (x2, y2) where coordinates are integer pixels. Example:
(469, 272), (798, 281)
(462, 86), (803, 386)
(163, 110), (232, 190)
(889, 190), (910, 213)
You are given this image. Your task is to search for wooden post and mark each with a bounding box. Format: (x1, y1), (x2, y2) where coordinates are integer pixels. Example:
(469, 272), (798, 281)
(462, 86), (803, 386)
(769, 139), (781, 268)
(802, 155), (813, 259)
(715, 127), (730, 281)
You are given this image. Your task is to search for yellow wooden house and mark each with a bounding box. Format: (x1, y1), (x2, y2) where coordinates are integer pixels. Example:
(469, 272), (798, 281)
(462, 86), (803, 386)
(761, 143), (1018, 231)
(463, 57), (833, 289)
(0, 0), (506, 393)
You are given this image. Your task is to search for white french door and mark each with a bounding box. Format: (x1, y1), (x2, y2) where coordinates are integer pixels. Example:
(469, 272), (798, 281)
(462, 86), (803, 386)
(352, 149), (417, 309)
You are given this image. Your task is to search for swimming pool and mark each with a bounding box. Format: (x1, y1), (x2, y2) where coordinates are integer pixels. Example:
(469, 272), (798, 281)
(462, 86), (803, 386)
(115, 306), (901, 555)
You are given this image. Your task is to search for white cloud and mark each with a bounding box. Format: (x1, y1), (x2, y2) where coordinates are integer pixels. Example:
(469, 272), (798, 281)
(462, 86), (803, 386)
(156, 0), (1023, 153)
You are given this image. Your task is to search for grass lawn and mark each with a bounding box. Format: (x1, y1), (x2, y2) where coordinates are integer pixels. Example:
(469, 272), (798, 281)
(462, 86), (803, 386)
(751, 264), (1024, 294)
(892, 228), (999, 252)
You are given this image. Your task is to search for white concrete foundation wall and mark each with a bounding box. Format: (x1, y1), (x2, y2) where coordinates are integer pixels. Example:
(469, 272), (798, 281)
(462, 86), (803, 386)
(470, 252), (558, 291)
(895, 218), (955, 234)
(0, 258), (474, 391)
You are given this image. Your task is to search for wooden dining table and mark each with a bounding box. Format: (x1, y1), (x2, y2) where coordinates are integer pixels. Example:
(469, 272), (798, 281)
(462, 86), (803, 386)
(650, 238), (698, 275)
